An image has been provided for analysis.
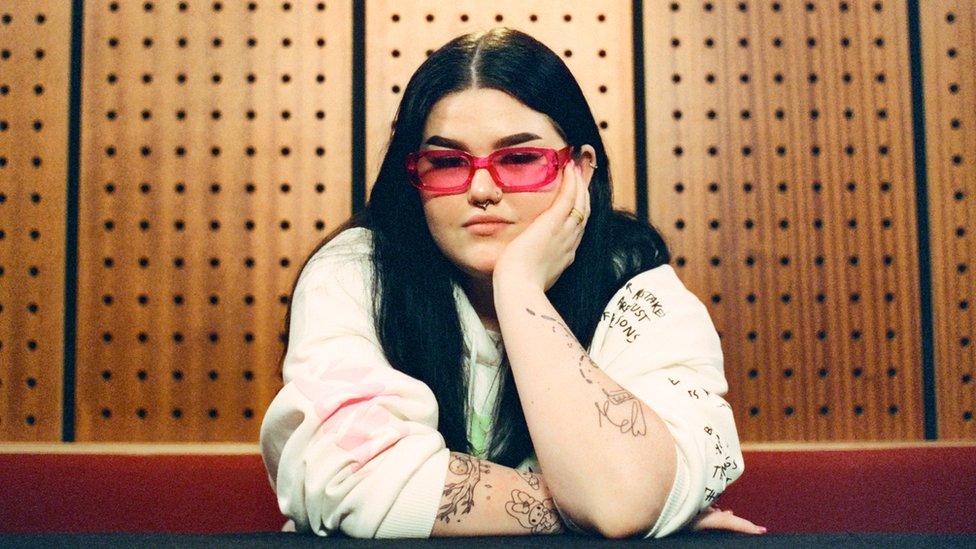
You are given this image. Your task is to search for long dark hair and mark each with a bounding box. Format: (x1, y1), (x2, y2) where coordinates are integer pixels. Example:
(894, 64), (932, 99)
(278, 27), (671, 469)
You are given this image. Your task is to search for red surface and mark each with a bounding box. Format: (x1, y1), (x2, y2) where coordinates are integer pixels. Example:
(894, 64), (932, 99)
(2, 445), (975, 533)
(1, 453), (283, 533)
(716, 446), (976, 534)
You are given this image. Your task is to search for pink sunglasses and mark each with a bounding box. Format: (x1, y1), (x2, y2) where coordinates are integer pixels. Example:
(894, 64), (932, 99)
(406, 145), (575, 195)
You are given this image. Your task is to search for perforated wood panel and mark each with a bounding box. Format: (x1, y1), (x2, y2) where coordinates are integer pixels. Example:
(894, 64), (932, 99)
(921, 2), (976, 439)
(364, 1), (637, 214)
(74, 1), (352, 441)
(0, 2), (71, 441)
(645, 1), (924, 441)
(1, 2), (972, 444)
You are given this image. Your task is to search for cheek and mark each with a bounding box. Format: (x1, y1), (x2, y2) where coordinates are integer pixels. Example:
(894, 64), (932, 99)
(421, 199), (466, 251)
(516, 190), (559, 220)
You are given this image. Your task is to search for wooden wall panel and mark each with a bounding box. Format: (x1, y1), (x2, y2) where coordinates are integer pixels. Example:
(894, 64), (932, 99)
(921, 2), (976, 439)
(74, 1), (352, 441)
(364, 1), (637, 214)
(1, 1), (971, 444)
(0, 1), (72, 441)
(645, 0), (923, 441)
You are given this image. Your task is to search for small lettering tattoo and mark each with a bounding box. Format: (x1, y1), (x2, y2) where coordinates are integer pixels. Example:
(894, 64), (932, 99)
(595, 387), (648, 436)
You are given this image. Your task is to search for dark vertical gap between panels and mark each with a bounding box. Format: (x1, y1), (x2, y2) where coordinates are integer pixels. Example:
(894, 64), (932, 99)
(63, 0), (85, 442)
(906, 0), (937, 440)
(352, 0), (366, 214)
(632, 0), (648, 223)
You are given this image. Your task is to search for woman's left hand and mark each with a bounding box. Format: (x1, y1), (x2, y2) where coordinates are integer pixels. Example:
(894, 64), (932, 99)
(493, 157), (590, 293)
(689, 505), (767, 535)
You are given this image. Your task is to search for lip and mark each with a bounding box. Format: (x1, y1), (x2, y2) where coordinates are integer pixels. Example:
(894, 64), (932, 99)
(463, 214), (513, 227)
(465, 222), (510, 236)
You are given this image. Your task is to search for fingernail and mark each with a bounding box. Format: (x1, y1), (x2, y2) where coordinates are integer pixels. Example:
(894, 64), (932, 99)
(758, 527), (768, 534)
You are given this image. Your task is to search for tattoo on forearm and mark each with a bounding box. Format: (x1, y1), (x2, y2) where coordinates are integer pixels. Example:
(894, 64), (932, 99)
(505, 489), (563, 533)
(437, 453), (491, 523)
(526, 307), (599, 383)
(596, 387), (648, 436)
(526, 307), (648, 437)
(517, 470), (541, 490)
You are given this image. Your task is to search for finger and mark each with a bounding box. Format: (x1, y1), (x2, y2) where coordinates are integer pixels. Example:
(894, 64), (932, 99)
(692, 508), (766, 534)
(579, 161), (591, 216)
(574, 163), (586, 216)
(565, 162), (586, 233)
(558, 158), (577, 215)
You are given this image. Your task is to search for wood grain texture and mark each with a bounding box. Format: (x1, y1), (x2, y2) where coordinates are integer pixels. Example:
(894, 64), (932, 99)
(644, 0), (923, 441)
(921, 1), (976, 439)
(1, 2), (971, 444)
(0, 1), (71, 441)
(74, 0), (352, 441)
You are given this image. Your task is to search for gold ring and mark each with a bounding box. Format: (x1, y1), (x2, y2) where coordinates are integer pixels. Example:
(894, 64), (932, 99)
(569, 208), (584, 226)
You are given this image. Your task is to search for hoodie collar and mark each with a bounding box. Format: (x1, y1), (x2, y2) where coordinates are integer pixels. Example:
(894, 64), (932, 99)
(452, 282), (504, 368)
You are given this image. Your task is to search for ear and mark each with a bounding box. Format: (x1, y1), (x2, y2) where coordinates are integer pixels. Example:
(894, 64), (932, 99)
(577, 144), (597, 185)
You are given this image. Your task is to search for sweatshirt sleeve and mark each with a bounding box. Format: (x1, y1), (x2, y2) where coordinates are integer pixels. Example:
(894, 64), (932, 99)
(259, 230), (450, 538)
(585, 264), (744, 538)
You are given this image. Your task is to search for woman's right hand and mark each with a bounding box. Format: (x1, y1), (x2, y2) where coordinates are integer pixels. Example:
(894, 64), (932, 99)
(689, 505), (767, 534)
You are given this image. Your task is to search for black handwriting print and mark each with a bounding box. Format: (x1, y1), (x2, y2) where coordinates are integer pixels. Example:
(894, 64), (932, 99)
(629, 286), (667, 318)
(711, 457), (739, 485)
(595, 387), (648, 436)
(518, 470), (541, 491)
(701, 423), (739, 502)
(505, 489), (562, 533)
(437, 453), (492, 523)
(599, 283), (669, 344)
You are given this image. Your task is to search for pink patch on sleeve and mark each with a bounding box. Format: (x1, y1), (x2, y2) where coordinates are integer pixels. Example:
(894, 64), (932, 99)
(291, 375), (388, 421)
(288, 359), (410, 472)
(335, 405), (411, 472)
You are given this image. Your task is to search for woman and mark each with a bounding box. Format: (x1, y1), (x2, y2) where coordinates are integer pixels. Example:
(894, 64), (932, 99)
(260, 27), (764, 538)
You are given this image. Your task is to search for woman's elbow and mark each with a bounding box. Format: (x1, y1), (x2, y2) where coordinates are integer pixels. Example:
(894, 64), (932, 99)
(591, 468), (672, 539)
(594, 502), (663, 539)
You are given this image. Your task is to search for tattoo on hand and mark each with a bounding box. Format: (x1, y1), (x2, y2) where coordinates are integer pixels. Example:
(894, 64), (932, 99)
(437, 453), (491, 523)
(505, 489), (563, 533)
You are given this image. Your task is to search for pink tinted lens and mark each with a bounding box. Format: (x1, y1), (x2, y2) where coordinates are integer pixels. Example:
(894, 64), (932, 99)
(415, 154), (470, 189)
(493, 149), (549, 187)
(416, 149), (550, 189)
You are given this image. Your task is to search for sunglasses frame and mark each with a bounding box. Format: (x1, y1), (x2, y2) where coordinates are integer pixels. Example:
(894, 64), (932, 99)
(405, 145), (576, 195)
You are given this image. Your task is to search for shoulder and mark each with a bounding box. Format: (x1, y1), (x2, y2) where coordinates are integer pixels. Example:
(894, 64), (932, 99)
(296, 227), (375, 296)
(598, 263), (717, 344)
(308, 226), (374, 265)
(613, 264), (701, 308)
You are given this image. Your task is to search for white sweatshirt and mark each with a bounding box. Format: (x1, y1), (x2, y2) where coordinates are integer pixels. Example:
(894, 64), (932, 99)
(259, 226), (744, 538)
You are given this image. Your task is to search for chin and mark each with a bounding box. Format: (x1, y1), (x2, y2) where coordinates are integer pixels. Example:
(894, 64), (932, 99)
(459, 255), (497, 280)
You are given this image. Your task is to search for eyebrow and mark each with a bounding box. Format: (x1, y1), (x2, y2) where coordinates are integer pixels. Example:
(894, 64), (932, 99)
(422, 132), (543, 151)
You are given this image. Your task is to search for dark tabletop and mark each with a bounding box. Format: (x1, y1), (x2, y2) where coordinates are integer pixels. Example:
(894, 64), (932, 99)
(1, 532), (975, 548)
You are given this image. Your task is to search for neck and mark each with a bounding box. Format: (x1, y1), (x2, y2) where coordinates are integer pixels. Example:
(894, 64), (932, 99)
(461, 274), (499, 332)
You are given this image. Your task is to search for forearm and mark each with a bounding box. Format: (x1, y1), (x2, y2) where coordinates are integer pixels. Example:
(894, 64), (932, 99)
(430, 452), (567, 537)
(493, 278), (677, 536)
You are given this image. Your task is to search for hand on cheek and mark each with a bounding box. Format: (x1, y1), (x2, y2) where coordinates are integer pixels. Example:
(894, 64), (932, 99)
(493, 157), (590, 292)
